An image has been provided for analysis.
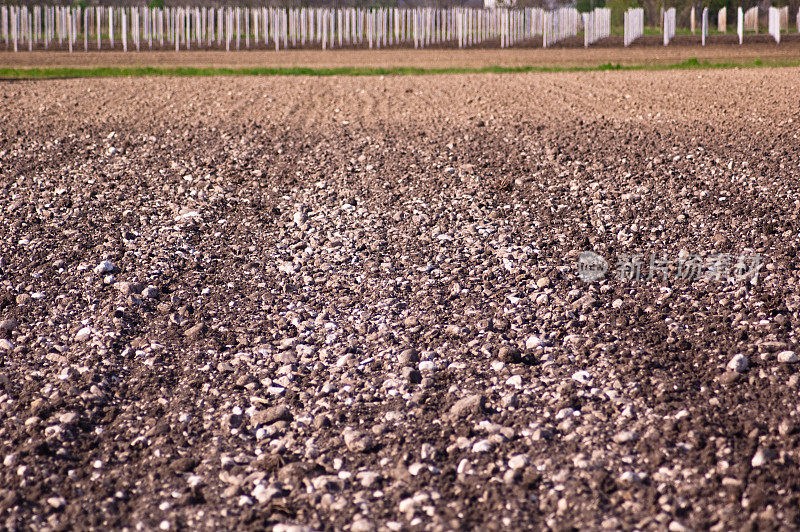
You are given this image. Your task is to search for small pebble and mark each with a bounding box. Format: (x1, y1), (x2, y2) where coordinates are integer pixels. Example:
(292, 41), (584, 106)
(508, 455), (529, 470)
(75, 327), (92, 342)
(726, 354), (748, 373)
(751, 447), (775, 468)
(94, 260), (116, 274)
(0, 318), (18, 332)
(525, 335), (541, 349)
(472, 440), (493, 453)
(58, 412), (78, 425)
(418, 360), (435, 372)
(47, 496), (66, 509)
(351, 519), (376, 532)
(142, 286), (159, 299)
(613, 430), (638, 444)
(398, 348), (420, 365)
(343, 430), (375, 453)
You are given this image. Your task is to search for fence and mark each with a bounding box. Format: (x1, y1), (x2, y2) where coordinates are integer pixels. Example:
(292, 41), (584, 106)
(663, 7), (676, 45)
(718, 7), (726, 33)
(582, 7), (610, 47)
(768, 6), (780, 42)
(543, 7), (579, 48)
(1, 5), (798, 53)
(743, 6), (758, 32)
(0, 5), (610, 51)
(701, 7), (708, 46)
(737, 7), (744, 44)
(497, 8), (546, 48)
(623, 7), (644, 47)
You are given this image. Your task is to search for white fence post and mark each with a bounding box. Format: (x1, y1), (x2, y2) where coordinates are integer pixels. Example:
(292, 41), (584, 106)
(121, 7), (126, 52)
(663, 7), (675, 45)
(623, 7), (643, 47)
(768, 6), (780, 43)
(737, 7), (743, 44)
(68, 7), (72, 52)
(2, 5), (789, 53)
(701, 7), (708, 46)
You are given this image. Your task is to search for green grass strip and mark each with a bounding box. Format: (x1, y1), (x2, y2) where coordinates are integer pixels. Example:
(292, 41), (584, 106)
(0, 58), (797, 79)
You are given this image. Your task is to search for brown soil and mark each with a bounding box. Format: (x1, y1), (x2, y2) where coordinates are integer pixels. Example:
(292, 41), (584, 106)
(1, 35), (800, 69)
(1, 68), (800, 530)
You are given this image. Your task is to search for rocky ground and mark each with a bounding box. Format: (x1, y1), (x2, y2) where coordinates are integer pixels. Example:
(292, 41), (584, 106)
(1, 69), (800, 531)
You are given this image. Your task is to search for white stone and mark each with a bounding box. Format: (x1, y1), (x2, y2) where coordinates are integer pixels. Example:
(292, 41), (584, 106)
(58, 412), (78, 424)
(525, 335), (542, 349)
(777, 351), (798, 364)
(351, 519), (376, 532)
(668, 521), (690, 532)
(613, 430), (638, 444)
(418, 361), (435, 372)
(471, 439), (493, 453)
(408, 462), (425, 476)
(751, 448), (770, 468)
(398, 497), (415, 514)
(357, 471), (381, 488)
(505, 375), (522, 387)
(508, 455), (529, 470)
(47, 496), (66, 509)
(555, 407), (575, 420)
(278, 262), (296, 275)
(618, 471), (640, 484)
(572, 370), (592, 385)
(94, 260), (116, 274)
(727, 354), (748, 373)
(75, 327), (92, 342)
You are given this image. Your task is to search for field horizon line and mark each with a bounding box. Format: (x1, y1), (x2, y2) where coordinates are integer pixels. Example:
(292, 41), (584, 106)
(0, 58), (798, 79)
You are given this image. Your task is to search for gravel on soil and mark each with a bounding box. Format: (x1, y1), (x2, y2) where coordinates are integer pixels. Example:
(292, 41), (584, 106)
(1, 68), (800, 530)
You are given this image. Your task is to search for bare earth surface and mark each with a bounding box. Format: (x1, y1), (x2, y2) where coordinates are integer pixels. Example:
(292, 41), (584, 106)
(2, 35), (800, 69)
(1, 68), (800, 531)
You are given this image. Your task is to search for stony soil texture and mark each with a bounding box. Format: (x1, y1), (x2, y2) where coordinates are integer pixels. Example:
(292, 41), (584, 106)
(1, 69), (800, 531)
